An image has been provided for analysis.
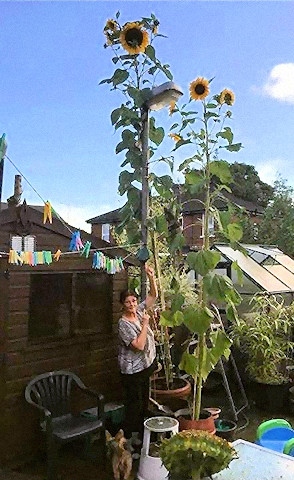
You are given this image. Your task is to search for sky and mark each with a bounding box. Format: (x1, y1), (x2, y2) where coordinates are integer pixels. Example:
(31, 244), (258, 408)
(0, 0), (294, 232)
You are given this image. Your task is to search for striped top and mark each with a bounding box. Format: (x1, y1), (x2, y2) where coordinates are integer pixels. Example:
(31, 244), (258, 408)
(118, 302), (156, 375)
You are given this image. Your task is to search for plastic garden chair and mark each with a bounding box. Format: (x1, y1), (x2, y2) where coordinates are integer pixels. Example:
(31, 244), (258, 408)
(255, 419), (294, 454)
(284, 438), (294, 456)
(256, 418), (292, 441)
(25, 370), (106, 480)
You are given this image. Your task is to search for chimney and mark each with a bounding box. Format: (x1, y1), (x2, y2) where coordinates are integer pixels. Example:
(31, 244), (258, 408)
(7, 175), (23, 208)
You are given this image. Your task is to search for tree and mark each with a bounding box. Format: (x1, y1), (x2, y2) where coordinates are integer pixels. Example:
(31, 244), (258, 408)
(229, 162), (274, 207)
(257, 178), (294, 257)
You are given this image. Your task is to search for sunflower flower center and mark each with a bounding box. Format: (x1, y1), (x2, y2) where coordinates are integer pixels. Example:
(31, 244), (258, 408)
(125, 28), (144, 46)
(194, 84), (206, 95)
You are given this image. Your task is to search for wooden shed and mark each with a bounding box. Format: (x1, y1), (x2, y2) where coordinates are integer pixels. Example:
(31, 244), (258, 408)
(0, 196), (139, 462)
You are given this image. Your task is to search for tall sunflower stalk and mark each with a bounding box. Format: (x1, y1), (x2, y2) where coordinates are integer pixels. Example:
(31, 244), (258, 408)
(101, 12), (179, 390)
(161, 78), (243, 420)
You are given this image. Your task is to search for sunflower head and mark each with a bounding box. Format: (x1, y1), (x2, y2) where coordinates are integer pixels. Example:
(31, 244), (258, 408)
(152, 19), (160, 35)
(104, 19), (119, 32)
(219, 89), (235, 106)
(189, 77), (210, 101)
(120, 22), (149, 55)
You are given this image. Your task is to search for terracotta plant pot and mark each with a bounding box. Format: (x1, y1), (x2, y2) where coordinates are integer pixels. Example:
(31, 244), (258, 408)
(203, 407), (221, 420)
(174, 408), (216, 434)
(150, 376), (191, 401)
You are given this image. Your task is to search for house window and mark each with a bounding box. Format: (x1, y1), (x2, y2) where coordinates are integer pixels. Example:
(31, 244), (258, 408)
(11, 235), (36, 251)
(28, 272), (112, 339)
(201, 214), (215, 237)
(102, 223), (110, 242)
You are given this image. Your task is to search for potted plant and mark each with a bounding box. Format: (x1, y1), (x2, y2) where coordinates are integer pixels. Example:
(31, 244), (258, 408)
(159, 429), (238, 480)
(230, 293), (294, 412)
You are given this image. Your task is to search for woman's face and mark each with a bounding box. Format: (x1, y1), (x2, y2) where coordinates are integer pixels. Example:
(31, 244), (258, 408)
(123, 295), (138, 315)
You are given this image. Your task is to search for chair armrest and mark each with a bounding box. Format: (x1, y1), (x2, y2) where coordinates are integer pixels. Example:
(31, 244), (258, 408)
(77, 385), (105, 418)
(26, 397), (52, 418)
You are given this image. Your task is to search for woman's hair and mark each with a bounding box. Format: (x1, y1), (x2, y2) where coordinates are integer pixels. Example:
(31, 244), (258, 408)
(120, 290), (139, 304)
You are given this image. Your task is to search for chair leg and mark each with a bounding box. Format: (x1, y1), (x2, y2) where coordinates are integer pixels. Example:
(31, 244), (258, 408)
(47, 435), (58, 480)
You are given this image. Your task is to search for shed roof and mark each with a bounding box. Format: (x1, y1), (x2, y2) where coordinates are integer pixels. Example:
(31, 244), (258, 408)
(0, 202), (139, 266)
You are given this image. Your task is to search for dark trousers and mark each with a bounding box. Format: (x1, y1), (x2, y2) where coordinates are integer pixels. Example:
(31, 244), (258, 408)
(121, 364), (154, 439)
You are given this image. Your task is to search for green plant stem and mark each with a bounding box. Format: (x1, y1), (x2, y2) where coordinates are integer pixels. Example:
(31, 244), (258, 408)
(192, 105), (211, 421)
(193, 333), (205, 420)
(151, 229), (173, 388)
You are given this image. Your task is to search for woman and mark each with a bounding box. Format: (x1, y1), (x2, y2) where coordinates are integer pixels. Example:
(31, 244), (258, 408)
(118, 264), (158, 440)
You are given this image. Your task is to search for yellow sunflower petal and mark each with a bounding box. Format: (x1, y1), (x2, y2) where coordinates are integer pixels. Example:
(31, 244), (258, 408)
(189, 77), (210, 101)
(120, 22), (149, 55)
(169, 101), (176, 116)
(219, 89), (235, 106)
(169, 133), (182, 142)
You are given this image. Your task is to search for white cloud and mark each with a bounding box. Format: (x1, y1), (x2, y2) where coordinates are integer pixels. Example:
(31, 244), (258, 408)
(262, 63), (294, 104)
(256, 159), (280, 186)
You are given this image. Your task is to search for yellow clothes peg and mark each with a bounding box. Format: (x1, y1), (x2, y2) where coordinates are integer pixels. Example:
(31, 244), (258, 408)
(53, 249), (62, 261)
(43, 201), (52, 224)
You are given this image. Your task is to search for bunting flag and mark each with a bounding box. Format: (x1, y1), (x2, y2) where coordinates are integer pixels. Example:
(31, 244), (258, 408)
(43, 201), (53, 224)
(92, 251), (124, 274)
(69, 231), (84, 251)
(7, 248), (124, 274)
(8, 250), (53, 266)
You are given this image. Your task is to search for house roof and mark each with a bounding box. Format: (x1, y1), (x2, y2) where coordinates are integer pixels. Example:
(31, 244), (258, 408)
(86, 207), (122, 224)
(181, 191), (264, 215)
(86, 189), (264, 225)
(0, 202), (139, 266)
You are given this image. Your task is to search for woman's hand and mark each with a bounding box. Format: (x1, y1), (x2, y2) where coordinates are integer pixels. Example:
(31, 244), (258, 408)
(145, 264), (155, 278)
(142, 309), (150, 327)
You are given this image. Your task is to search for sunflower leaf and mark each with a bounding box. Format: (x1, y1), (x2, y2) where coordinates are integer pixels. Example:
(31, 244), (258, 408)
(206, 103), (218, 109)
(210, 160), (232, 184)
(149, 117), (165, 145)
(99, 78), (112, 85)
(111, 108), (121, 126)
(112, 69), (129, 87)
(224, 143), (243, 152)
(216, 127), (233, 144)
(204, 112), (218, 120)
(172, 138), (192, 151)
(145, 45), (156, 61)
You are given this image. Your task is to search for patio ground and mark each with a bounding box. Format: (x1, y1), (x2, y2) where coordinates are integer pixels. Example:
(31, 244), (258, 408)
(2, 381), (294, 480)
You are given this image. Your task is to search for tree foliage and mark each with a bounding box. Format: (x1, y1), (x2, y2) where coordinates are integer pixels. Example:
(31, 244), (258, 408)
(229, 162), (274, 206)
(257, 178), (294, 257)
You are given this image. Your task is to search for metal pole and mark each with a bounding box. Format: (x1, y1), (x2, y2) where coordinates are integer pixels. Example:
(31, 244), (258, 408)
(0, 134), (7, 210)
(140, 107), (150, 300)
(0, 158), (4, 210)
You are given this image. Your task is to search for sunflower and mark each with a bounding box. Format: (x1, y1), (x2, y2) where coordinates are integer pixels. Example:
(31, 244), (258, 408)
(169, 133), (182, 142)
(104, 19), (119, 32)
(152, 19), (160, 35)
(219, 89), (235, 106)
(120, 22), (149, 54)
(189, 77), (210, 101)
